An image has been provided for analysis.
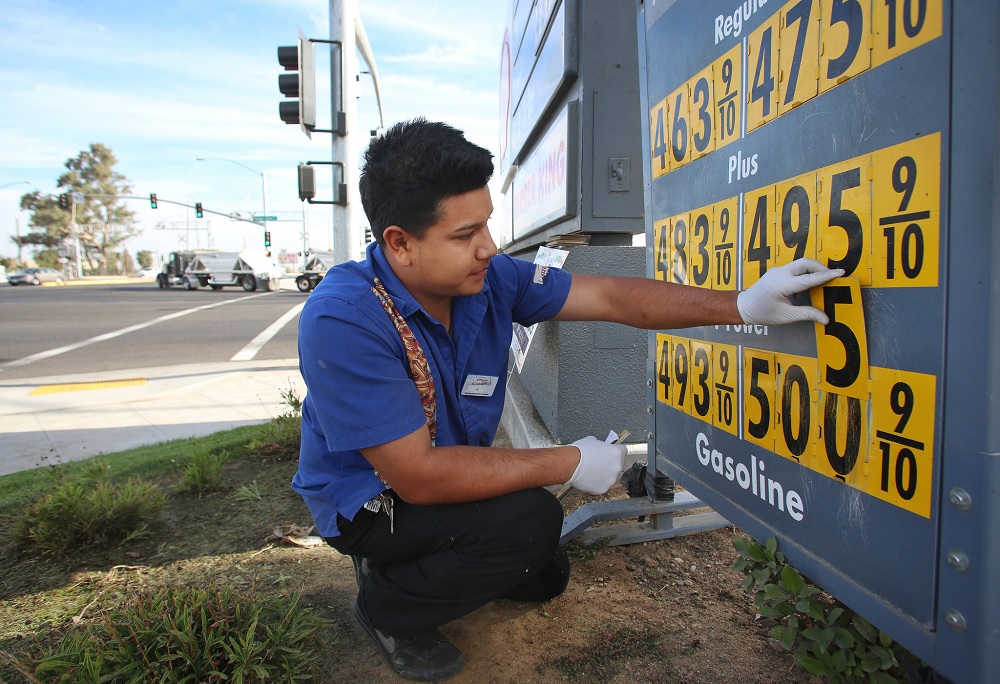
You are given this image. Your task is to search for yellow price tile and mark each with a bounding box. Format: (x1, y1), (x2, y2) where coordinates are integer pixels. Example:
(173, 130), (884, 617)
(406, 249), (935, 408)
(713, 45), (742, 150)
(746, 12), (781, 132)
(871, 133), (940, 288)
(772, 352), (820, 465)
(670, 337), (694, 414)
(818, 0), (871, 94)
(667, 82), (691, 170)
(743, 184), (777, 288)
(655, 334), (673, 406)
(744, 348), (777, 452)
(669, 212), (691, 286)
(871, 0), (943, 68)
(775, 171), (819, 266)
(689, 340), (714, 421)
(688, 205), (714, 289)
(689, 65), (716, 161)
(652, 218), (671, 282)
(650, 98), (670, 179)
(712, 342), (739, 435)
(817, 155), (872, 285)
(778, 0), (821, 115)
(811, 277), (870, 400)
(814, 390), (869, 489)
(712, 196), (739, 291)
(867, 366), (936, 517)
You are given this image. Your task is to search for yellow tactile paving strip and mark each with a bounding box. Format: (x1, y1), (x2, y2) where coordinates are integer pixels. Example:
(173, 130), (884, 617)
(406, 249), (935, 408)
(29, 377), (148, 395)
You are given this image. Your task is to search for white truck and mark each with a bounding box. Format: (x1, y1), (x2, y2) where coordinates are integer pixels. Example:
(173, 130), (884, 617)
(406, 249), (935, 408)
(157, 250), (286, 292)
(294, 250), (336, 292)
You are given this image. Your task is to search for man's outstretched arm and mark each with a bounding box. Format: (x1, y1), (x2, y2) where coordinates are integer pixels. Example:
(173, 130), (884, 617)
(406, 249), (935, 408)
(553, 258), (844, 328)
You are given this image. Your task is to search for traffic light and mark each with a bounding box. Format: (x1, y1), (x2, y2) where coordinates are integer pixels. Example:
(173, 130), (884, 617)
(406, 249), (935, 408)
(277, 31), (315, 137)
(58, 193), (69, 209)
(195, 202), (204, 218)
(297, 163), (316, 201)
(264, 231), (271, 247)
(150, 193), (157, 209)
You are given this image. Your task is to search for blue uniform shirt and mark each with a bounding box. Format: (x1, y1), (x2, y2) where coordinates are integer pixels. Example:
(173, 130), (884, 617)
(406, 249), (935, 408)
(292, 242), (572, 537)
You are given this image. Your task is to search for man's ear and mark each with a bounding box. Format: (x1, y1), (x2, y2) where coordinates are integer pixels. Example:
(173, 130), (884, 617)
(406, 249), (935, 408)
(382, 226), (413, 265)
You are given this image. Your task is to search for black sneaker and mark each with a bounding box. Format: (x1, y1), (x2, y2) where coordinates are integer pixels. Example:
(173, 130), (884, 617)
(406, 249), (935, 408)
(352, 595), (464, 682)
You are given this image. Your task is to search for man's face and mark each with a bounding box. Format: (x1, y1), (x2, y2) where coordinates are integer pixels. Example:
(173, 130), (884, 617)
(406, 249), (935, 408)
(404, 186), (498, 303)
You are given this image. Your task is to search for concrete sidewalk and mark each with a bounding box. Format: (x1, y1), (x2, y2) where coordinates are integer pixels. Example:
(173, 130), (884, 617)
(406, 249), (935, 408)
(0, 359), (305, 477)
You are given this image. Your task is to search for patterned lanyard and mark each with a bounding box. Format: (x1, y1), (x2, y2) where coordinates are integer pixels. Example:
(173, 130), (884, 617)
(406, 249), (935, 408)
(371, 276), (437, 446)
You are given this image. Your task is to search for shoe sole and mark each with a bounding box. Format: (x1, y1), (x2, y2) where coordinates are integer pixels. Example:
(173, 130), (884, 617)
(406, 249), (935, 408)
(352, 596), (463, 682)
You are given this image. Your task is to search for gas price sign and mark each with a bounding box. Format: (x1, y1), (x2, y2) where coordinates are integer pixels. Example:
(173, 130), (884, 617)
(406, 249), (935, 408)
(640, 0), (948, 652)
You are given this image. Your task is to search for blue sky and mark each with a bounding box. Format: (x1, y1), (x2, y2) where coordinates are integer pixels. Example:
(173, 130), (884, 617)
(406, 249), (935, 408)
(0, 0), (508, 265)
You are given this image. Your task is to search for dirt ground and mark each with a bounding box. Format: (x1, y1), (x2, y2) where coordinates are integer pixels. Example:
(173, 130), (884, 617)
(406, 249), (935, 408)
(0, 453), (819, 684)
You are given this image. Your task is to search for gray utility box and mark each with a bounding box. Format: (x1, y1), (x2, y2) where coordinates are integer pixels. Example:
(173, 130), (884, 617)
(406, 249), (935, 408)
(499, 0), (647, 444)
(637, 0), (1000, 681)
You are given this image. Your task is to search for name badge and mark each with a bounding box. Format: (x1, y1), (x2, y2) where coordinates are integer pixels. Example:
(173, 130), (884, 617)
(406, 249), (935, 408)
(461, 374), (498, 397)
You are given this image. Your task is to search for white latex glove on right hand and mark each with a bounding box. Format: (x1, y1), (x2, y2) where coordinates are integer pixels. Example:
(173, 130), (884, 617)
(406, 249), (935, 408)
(566, 436), (627, 495)
(736, 258), (844, 325)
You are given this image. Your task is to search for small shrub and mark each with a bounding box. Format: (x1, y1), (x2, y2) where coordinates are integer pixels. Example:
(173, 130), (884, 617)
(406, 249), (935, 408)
(7, 583), (330, 682)
(247, 385), (303, 460)
(235, 480), (264, 501)
(178, 448), (229, 494)
(13, 460), (166, 556)
(733, 535), (910, 683)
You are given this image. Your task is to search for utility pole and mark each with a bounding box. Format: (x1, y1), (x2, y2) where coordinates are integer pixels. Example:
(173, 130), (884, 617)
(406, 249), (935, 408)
(329, 0), (361, 264)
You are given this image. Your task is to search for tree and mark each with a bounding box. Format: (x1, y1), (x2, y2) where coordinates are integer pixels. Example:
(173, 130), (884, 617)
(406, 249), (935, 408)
(136, 250), (154, 269)
(18, 144), (140, 275)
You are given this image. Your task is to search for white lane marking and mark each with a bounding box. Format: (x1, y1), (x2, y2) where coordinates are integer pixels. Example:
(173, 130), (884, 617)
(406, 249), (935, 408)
(0, 293), (274, 372)
(230, 301), (305, 361)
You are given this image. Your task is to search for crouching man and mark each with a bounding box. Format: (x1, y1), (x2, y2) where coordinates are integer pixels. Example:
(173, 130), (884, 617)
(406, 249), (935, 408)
(292, 118), (842, 681)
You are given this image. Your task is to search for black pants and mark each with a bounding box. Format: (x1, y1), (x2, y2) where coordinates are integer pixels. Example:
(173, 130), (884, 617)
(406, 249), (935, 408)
(325, 487), (570, 635)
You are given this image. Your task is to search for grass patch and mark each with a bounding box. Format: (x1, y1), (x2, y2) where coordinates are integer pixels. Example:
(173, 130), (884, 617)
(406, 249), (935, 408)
(12, 460), (167, 557)
(4, 583), (329, 683)
(0, 424), (267, 519)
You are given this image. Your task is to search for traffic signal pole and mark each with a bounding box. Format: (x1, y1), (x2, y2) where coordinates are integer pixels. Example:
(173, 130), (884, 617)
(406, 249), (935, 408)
(329, 0), (359, 265)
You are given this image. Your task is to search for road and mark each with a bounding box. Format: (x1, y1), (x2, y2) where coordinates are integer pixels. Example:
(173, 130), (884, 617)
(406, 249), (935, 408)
(0, 281), (306, 381)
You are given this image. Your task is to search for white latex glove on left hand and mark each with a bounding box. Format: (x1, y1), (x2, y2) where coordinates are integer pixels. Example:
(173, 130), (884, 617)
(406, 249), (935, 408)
(736, 258), (844, 325)
(566, 436), (626, 495)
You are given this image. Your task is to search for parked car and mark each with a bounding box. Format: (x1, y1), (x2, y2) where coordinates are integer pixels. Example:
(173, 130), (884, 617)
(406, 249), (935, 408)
(8, 267), (64, 285)
(136, 267), (157, 278)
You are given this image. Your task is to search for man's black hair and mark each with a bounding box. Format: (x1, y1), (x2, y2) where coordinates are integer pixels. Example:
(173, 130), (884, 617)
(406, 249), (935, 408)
(360, 118), (494, 247)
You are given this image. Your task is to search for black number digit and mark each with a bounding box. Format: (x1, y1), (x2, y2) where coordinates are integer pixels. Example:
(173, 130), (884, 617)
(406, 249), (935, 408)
(903, 0), (927, 38)
(673, 219), (688, 284)
(716, 208), (733, 286)
(826, 0), (864, 80)
(719, 349), (730, 383)
(780, 364), (812, 458)
(658, 339), (671, 399)
(672, 92), (688, 162)
(784, 0), (813, 104)
(694, 347), (711, 417)
(823, 392), (861, 478)
(656, 224), (669, 279)
(718, 58), (738, 141)
(748, 357), (771, 440)
(892, 155), (917, 211)
(653, 107), (668, 169)
(822, 285), (862, 388)
(781, 185), (811, 261)
(889, 381), (914, 432)
(693, 212), (710, 286)
(674, 343), (689, 407)
(901, 224), (924, 278)
(827, 168), (864, 275)
(693, 77), (712, 153)
(751, 27), (775, 116)
(747, 195), (771, 280)
(896, 448), (918, 499)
